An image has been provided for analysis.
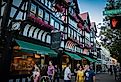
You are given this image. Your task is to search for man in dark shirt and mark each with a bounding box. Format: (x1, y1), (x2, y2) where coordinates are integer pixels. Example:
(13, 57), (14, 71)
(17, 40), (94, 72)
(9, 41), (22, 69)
(84, 65), (96, 82)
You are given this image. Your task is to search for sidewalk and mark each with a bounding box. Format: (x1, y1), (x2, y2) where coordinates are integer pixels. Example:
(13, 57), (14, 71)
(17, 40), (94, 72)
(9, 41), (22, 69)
(96, 73), (120, 82)
(55, 73), (120, 82)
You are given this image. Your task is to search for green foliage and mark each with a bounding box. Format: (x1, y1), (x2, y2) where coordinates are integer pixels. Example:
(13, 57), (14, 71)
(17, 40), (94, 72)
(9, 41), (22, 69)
(99, 25), (121, 63)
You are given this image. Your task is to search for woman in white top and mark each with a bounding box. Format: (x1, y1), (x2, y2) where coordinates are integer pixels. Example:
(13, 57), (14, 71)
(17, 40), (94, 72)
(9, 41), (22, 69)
(64, 62), (72, 82)
(33, 68), (40, 82)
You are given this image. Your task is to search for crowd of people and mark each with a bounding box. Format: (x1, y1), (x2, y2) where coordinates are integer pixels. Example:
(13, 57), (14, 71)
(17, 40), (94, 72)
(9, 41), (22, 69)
(108, 65), (121, 80)
(28, 61), (96, 82)
(64, 62), (95, 82)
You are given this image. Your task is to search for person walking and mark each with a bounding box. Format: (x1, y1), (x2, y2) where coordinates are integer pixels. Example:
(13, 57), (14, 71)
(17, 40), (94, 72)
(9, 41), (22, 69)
(109, 65), (113, 75)
(47, 61), (55, 82)
(113, 65), (117, 80)
(84, 65), (96, 82)
(74, 64), (80, 81)
(76, 66), (85, 82)
(54, 65), (60, 82)
(33, 68), (40, 82)
(64, 62), (72, 82)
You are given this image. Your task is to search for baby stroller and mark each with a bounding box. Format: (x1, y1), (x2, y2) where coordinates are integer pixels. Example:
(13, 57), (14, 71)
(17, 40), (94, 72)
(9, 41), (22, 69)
(39, 76), (51, 82)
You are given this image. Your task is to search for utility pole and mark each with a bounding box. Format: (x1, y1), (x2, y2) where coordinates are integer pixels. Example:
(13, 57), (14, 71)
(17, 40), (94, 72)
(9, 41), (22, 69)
(0, 0), (13, 82)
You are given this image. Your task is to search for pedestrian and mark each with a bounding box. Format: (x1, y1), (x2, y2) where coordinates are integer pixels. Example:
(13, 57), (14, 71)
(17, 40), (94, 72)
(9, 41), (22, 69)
(109, 65), (113, 75)
(84, 65), (96, 82)
(64, 62), (72, 82)
(30, 64), (40, 82)
(74, 64), (80, 81)
(47, 61), (55, 82)
(113, 65), (117, 80)
(54, 65), (60, 82)
(33, 68), (40, 82)
(76, 66), (85, 82)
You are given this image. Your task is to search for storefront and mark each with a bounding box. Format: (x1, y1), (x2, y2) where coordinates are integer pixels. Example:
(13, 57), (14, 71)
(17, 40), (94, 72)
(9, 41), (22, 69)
(9, 39), (57, 82)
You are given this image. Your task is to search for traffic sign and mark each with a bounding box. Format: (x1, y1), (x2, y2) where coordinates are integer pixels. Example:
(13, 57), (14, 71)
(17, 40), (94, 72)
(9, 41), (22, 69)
(103, 9), (121, 15)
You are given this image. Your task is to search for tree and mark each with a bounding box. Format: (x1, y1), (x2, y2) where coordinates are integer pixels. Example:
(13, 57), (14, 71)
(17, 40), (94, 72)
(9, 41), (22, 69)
(98, 22), (121, 63)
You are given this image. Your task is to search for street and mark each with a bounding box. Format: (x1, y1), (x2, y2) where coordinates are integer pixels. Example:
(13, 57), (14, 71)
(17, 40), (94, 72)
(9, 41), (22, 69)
(96, 73), (120, 82)
(58, 73), (120, 82)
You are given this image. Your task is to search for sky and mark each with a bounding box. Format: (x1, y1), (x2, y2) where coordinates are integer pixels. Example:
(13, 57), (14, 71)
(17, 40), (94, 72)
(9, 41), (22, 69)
(78, 0), (106, 24)
(78, 0), (107, 42)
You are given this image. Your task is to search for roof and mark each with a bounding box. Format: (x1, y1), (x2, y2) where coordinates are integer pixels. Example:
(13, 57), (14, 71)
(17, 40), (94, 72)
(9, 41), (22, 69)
(79, 12), (89, 20)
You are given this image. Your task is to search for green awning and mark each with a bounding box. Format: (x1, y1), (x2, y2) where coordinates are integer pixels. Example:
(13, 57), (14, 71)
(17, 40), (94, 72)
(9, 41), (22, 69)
(16, 40), (57, 57)
(81, 55), (96, 62)
(64, 52), (82, 60)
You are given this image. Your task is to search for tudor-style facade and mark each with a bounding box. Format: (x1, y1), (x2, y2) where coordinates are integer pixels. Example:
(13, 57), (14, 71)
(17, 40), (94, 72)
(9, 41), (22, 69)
(0, 0), (97, 81)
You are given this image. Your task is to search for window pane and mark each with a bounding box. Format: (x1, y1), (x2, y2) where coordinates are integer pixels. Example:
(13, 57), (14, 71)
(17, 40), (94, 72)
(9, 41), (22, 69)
(55, 22), (59, 29)
(48, 1), (51, 8)
(38, 8), (43, 18)
(10, 7), (17, 17)
(60, 25), (64, 31)
(13, 0), (22, 7)
(40, 0), (44, 3)
(68, 27), (70, 34)
(77, 35), (79, 41)
(44, 12), (49, 22)
(50, 18), (54, 26)
(31, 4), (36, 14)
(45, 0), (48, 6)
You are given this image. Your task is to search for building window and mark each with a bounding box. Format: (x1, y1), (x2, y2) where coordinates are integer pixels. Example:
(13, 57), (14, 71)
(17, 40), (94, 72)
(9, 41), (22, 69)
(79, 37), (82, 42)
(71, 30), (74, 38)
(30, 4), (36, 14)
(77, 34), (79, 41)
(74, 31), (76, 39)
(64, 27), (67, 33)
(68, 27), (71, 34)
(44, 12), (49, 23)
(38, 8), (43, 18)
(55, 22), (59, 30)
(40, 0), (44, 4)
(13, 0), (22, 7)
(45, 0), (49, 6)
(60, 25), (64, 31)
(10, 7), (17, 17)
(50, 18), (54, 26)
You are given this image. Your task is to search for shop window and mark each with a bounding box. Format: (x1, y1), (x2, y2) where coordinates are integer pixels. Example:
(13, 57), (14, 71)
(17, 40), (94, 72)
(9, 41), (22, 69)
(44, 12), (49, 23)
(50, 18), (54, 26)
(10, 51), (40, 75)
(55, 22), (59, 30)
(38, 8), (43, 18)
(30, 4), (36, 14)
